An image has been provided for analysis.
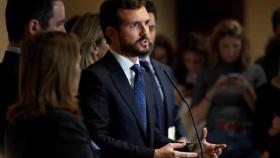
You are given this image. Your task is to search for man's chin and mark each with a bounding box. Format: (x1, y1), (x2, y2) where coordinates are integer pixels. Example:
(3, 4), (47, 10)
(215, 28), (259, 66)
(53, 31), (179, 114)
(137, 52), (149, 57)
(137, 48), (150, 56)
(122, 43), (150, 57)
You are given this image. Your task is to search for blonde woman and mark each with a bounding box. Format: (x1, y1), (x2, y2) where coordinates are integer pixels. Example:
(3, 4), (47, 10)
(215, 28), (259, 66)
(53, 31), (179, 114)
(71, 13), (108, 69)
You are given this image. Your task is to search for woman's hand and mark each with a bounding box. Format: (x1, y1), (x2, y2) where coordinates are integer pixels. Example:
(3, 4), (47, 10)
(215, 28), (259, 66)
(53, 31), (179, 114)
(268, 116), (280, 136)
(228, 74), (256, 112)
(205, 75), (228, 101)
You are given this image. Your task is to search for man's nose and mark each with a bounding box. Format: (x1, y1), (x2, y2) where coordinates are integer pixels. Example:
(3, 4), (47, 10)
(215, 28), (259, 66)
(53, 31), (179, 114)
(140, 23), (149, 37)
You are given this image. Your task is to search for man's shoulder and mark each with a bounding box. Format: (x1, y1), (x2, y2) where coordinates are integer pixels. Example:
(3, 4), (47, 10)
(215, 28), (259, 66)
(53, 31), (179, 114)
(151, 58), (173, 73)
(80, 53), (116, 85)
(0, 51), (20, 74)
(0, 51), (19, 87)
(1, 51), (20, 64)
(84, 52), (112, 73)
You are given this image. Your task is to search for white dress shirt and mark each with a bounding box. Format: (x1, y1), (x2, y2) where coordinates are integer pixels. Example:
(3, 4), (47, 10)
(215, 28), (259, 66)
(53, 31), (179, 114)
(110, 48), (140, 87)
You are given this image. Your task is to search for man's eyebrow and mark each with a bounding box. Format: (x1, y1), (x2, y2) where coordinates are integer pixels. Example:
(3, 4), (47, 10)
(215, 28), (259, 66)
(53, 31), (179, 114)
(145, 19), (150, 24)
(57, 19), (65, 25)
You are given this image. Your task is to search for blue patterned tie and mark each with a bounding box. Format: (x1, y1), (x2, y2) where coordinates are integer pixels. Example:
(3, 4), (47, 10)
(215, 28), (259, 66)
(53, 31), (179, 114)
(131, 64), (147, 131)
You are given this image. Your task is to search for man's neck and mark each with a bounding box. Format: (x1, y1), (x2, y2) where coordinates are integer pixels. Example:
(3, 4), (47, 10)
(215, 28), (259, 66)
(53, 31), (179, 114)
(7, 41), (21, 54)
(140, 55), (150, 61)
(8, 41), (22, 48)
(110, 45), (139, 64)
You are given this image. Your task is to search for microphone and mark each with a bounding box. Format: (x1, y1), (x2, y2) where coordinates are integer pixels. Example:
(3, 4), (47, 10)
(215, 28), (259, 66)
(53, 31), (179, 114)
(163, 70), (204, 158)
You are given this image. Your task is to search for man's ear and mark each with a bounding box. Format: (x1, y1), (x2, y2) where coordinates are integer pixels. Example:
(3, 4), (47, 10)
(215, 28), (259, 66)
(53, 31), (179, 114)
(105, 26), (116, 43)
(27, 19), (42, 35)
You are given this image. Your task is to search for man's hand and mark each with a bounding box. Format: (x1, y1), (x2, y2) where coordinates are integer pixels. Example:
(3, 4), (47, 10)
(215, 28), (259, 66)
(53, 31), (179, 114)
(177, 137), (188, 144)
(199, 128), (227, 158)
(154, 142), (198, 158)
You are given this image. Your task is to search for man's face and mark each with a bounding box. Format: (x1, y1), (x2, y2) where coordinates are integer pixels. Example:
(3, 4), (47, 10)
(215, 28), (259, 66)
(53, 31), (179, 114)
(46, 0), (66, 32)
(116, 6), (151, 57)
(148, 12), (156, 45)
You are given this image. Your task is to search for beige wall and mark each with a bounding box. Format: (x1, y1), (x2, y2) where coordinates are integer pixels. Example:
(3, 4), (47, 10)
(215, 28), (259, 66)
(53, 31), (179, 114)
(0, 0), (8, 61)
(1, 0), (280, 62)
(0, 0), (176, 62)
(64, 0), (103, 17)
(245, 0), (280, 61)
(153, 0), (177, 48)
(64, 0), (177, 48)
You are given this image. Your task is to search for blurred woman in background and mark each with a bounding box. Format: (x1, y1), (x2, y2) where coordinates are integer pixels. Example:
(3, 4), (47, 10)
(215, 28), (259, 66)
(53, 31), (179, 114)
(151, 34), (174, 67)
(191, 20), (266, 158)
(71, 13), (108, 69)
(176, 32), (207, 98)
(5, 32), (100, 158)
(176, 32), (208, 142)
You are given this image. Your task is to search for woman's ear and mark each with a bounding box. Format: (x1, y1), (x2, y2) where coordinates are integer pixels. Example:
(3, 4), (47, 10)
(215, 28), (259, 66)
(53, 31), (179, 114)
(27, 19), (42, 35)
(90, 43), (98, 61)
(91, 43), (98, 52)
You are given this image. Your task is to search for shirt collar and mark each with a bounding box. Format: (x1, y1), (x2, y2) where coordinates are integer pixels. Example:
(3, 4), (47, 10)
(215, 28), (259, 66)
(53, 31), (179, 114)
(7, 46), (21, 54)
(110, 48), (140, 71)
(140, 55), (155, 73)
(110, 48), (140, 86)
(140, 55), (151, 63)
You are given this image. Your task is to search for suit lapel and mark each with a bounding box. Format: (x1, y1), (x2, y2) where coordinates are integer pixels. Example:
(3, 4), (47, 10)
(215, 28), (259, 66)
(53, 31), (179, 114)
(104, 53), (147, 136)
(142, 70), (155, 145)
(151, 60), (172, 128)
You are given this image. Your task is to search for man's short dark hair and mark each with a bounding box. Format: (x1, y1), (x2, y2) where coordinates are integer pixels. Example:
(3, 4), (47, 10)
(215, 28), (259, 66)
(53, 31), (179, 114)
(65, 15), (80, 33)
(5, 0), (59, 42)
(145, 0), (157, 21)
(100, 0), (146, 43)
(272, 7), (280, 32)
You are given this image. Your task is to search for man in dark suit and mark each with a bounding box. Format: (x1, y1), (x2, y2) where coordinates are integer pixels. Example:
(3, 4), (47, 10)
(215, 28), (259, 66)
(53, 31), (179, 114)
(0, 0), (66, 154)
(140, 0), (187, 140)
(79, 0), (226, 158)
(255, 7), (280, 82)
(78, 0), (198, 158)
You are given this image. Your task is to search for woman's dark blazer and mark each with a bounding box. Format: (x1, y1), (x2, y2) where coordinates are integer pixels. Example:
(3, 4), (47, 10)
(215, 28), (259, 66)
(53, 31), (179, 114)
(5, 107), (100, 158)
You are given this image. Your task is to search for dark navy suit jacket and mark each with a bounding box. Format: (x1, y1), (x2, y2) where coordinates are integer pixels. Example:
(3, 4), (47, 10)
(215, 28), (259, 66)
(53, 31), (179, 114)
(149, 59), (187, 139)
(6, 107), (100, 158)
(0, 51), (19, 152)
(79, 52), (172, 158)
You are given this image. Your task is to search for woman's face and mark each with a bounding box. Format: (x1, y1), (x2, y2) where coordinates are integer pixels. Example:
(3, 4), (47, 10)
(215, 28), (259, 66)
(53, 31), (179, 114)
(218, 36), (242, 64)
(72, 55), (81, 95)
(96, 38), (109, 59)
(152, 46), (169, 65)
(183, 51), (204, 73)
(91, 38), (109, 61)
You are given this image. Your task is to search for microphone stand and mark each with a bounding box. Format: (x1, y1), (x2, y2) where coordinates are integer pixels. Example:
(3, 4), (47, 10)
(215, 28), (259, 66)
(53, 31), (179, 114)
(163, 70), (204, 158)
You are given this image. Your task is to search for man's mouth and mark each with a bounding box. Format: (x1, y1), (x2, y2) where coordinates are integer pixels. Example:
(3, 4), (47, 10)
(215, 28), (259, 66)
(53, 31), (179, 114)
(137, 37), (150, 47)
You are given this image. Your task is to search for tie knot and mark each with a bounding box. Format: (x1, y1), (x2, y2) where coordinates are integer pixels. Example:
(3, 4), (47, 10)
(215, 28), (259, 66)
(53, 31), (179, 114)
(131, 64), (141, 74)
(140, 60), (151, 72)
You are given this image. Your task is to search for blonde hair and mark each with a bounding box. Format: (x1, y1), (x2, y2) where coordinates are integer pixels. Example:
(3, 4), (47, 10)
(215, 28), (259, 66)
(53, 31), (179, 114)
(8, 31), (80, 122)
(71, 12), (104, 69)
(208, 19), (250, 70)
